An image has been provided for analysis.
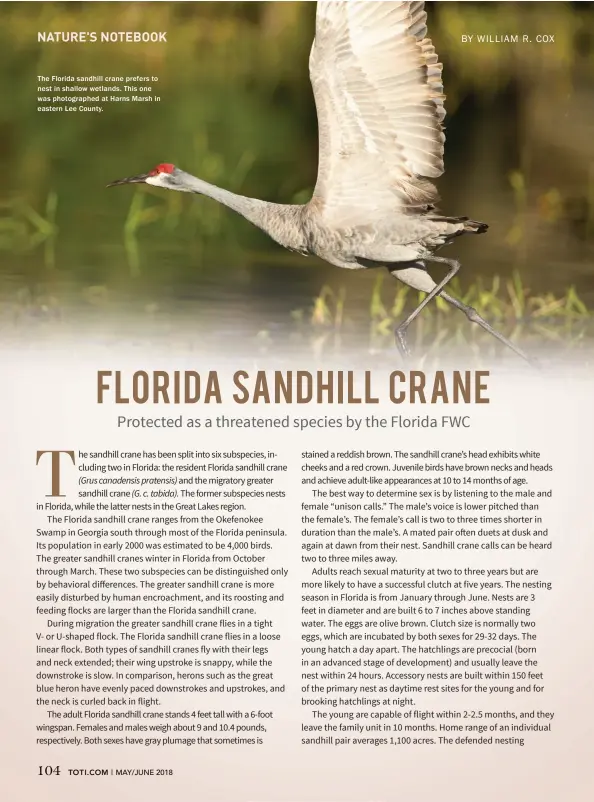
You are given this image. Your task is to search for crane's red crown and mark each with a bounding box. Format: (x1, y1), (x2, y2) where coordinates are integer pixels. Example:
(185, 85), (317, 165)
(149, 163), (175, 176)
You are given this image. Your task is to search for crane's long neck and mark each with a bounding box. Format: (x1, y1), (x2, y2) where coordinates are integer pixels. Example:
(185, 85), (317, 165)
(177, 173), (308, 254)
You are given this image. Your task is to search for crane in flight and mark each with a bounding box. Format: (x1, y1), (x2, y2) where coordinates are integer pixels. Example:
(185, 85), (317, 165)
(108, 0), (531, 363)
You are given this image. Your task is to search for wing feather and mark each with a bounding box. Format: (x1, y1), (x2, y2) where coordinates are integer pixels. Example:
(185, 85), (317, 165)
(309, 0), (445, 223)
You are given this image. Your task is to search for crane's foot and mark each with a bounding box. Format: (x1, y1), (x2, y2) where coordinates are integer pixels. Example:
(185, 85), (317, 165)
(395, 325), (412, 360)
(442, 293), (540, 369)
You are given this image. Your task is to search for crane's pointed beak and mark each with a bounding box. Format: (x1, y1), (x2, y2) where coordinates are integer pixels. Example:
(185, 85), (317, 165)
(106, 173), (151, 188)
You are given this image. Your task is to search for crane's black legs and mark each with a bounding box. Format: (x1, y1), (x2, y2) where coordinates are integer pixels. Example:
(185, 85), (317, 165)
(392, 256), (533, 365)
(393, 257), (460, 357)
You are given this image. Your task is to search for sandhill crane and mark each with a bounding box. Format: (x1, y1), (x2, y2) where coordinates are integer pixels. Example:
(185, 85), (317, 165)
(108, 0), (531, 363)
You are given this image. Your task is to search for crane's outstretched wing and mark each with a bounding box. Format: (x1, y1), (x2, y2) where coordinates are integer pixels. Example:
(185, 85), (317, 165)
(309, 0), (445, 224)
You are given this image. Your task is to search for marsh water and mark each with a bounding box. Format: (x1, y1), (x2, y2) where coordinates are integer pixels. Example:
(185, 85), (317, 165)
(1, 2), (593, 350)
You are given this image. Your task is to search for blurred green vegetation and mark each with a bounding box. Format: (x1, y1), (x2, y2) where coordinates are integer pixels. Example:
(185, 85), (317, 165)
(0, 1), (593, 349)
(295, 272), (591, 358)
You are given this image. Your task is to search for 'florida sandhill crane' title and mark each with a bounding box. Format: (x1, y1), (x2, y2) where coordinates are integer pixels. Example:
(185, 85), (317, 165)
(108, 0), (530, 363)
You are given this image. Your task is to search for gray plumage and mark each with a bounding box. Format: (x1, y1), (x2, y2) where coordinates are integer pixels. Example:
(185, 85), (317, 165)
(108, 0), (531, 363)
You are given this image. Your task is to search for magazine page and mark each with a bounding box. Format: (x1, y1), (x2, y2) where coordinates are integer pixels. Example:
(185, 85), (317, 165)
(1, 2), (593, 801)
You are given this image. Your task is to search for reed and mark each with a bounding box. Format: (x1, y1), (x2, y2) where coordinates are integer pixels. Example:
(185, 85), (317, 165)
(302, 272), (591, 351)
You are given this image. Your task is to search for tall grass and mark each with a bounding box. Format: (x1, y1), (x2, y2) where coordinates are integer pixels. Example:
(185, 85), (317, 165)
(297, 272), (591, 352)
